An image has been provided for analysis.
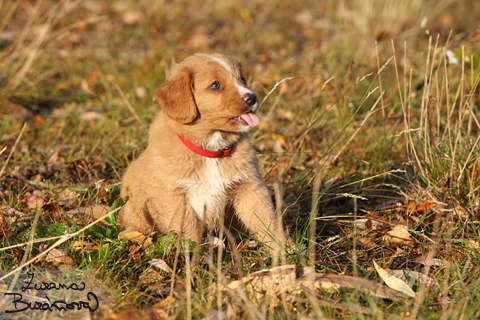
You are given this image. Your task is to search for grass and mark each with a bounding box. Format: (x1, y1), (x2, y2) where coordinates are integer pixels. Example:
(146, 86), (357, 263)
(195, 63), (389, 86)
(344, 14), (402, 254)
(1, 0), (480, 318)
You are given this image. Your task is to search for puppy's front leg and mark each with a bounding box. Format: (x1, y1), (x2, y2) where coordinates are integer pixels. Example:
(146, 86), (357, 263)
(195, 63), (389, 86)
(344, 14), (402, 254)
(232, 179), (285, 254)
(148, 194), (204, 244)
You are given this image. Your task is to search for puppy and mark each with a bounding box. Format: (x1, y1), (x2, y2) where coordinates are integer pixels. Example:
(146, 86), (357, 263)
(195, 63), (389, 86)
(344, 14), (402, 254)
(118, 53), (283, 253)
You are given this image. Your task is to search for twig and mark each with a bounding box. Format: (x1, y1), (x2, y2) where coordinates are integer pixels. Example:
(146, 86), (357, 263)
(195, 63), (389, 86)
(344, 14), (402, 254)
(0, 123), (27, 179)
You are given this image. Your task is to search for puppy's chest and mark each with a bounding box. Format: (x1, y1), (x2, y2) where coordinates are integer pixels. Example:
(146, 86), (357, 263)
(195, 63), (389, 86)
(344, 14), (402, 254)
(182, 158), (244, 221)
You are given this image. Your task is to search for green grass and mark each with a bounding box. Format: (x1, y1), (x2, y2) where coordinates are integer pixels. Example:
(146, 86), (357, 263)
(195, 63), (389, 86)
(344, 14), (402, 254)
(1, 0), (480, 319)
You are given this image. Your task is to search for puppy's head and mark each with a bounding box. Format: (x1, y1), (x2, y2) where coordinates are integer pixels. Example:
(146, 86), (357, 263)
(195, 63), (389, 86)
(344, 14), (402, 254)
(153, 53), (259, 132)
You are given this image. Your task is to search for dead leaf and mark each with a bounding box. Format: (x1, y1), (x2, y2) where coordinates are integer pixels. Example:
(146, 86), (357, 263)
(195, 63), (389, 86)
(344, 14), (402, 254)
(68, 159), (89, 177)
(24, 192), (45, 210)
(0, 206), (27, 216)
(67, 205), (111, 224)
(218, 264), (405, 302)
(154, 296), (177, 308)
(58, 188), (78, 205)
(407, 202), (436, 214)
(38, 244), (75, 267)
(373, 260), (416, 298)
(355, 236), (378, 249)
(129, 244), (141, 263)
(120, 230), (153, 246)
(81, 111), (103, 121)
(47, 149), (59, 163)
(0, 211), (13, 239)
(376, 199), (407, 210)
(382, 225), (413, 247)
(42, 203), (63, 220)
(415, 256), (446, 267)
(72, 240), (100, 252)
(466, 239), (479, 250)
(353, 218), (382, 229)
(385, 268), (440, 290)
(149, 259), (171, 274)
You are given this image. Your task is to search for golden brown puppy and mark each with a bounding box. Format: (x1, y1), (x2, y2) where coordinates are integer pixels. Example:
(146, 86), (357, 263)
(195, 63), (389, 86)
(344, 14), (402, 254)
(118, 53), (283, 252)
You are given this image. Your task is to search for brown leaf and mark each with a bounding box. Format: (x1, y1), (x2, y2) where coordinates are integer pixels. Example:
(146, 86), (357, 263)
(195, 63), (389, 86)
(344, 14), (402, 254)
(0, 211), (13, 239)
(68, 159), (89, 177)
(42, 203), (63, 220)
(386, 268), (440, 290)
(38, 244), (75, 267)
(154, 296), (177, 308)
(120, 230), (153, 246)
(0, 205), (27, 216)
(23, 192), (45, 210)
(466, 239), (479, 250)
(218, 265), (405, 302)
(382, 225), (413, 248)
(129, 244), (141, 263)
(58, 188), (78, 205)
(81, 111), (103, 121)
(355, 236), (378, 249)
(407, 202), (436, 214)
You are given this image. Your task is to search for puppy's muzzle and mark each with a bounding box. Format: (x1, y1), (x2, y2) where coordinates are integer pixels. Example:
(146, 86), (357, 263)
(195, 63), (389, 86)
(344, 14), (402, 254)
(243, 93), (259, 111)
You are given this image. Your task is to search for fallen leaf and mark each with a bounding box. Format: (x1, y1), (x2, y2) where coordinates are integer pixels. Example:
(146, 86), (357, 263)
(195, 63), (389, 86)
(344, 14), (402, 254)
(24, 194), (45, 210)
(149, 259), (171, 273)
(466, 239), (479, 250)
(67, 205), (111, 224)
(407, 202), (436, 214)
(0, 206), (27, 216)
(373, 260), (416, 298)
(42, 203), (63, 220)
(47, 149), (59, 163)
(386, 268), (440, 290)
(68, 159), (89, 177)
(58, 188), (79, 205)
(353, 218), (382, 229)
(120, 230), (153, 246)
(218, 264), (405, 302)
(0, 211), (13, 239)
(415, 257), (446, 267)
(38, 244), (75, 267)
(154, 296), (177, 308)
(382, 225), (413, 247)
(81, 111), (103, 121)
(355, 236), (378, 249)
(210, 236), (225, 251)
(129, 244), (141, 263)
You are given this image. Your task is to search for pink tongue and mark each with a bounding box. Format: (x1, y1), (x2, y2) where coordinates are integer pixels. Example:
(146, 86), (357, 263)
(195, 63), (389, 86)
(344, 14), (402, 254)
(239, 113), (259, 127)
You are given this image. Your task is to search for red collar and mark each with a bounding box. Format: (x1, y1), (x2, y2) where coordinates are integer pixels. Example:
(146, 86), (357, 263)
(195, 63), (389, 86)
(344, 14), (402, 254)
(177, 134), (232, 158)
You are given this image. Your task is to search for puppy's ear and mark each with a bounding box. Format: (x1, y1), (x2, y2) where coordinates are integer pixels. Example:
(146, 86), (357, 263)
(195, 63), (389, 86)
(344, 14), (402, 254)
(153, 64), (197, 123)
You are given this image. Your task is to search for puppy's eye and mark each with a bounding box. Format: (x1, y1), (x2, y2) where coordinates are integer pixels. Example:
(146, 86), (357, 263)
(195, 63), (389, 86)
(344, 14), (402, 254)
(210, 81), (221, 90)
(241, 77), (247, 84)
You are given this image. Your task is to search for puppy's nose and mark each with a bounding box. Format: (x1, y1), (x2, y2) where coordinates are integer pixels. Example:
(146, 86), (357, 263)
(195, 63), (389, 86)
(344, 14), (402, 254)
(243, 93), (258, 107)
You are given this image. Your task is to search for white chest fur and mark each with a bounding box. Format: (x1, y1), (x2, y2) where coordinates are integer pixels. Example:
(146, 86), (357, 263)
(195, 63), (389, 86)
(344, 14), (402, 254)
(181, 132), (244, 224)
(187, 158), (229, 221)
